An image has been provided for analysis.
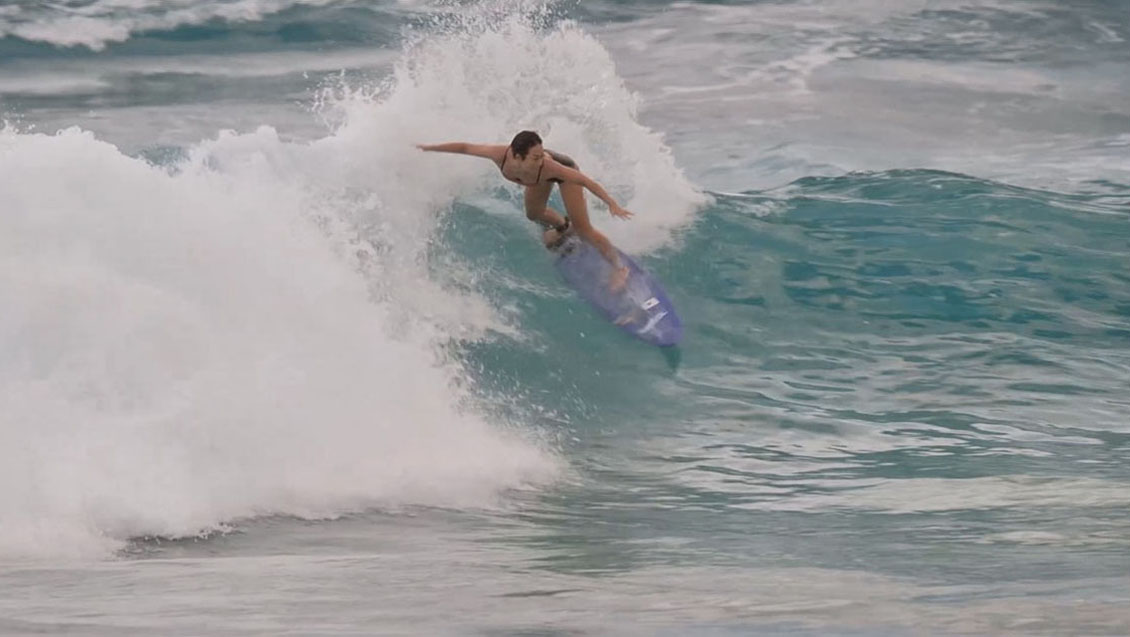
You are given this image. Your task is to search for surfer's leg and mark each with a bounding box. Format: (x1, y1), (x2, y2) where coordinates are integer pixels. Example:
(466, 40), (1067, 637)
(559, 181), (629, 290)
(523, 182), (566, 228)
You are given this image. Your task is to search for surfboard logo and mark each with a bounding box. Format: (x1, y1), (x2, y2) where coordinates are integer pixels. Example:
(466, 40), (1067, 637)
(638, 310), (668, 334)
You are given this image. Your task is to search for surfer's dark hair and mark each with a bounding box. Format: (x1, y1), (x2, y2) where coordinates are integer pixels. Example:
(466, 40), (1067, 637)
(509, 130), (543, 159)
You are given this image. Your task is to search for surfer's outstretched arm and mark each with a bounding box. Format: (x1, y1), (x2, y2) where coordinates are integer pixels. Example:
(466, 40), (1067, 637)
(416, 142), (504, 161)
(546, 164), (634, 219)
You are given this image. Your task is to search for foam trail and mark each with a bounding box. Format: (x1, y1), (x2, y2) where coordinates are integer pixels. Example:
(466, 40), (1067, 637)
(0, 124), (557, 560)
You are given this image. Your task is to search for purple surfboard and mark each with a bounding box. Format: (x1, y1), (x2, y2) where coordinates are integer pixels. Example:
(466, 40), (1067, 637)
(551, 234), (683, 347)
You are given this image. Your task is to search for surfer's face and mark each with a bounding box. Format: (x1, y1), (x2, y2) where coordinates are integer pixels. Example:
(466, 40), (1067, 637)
(515, 144), (545, 168)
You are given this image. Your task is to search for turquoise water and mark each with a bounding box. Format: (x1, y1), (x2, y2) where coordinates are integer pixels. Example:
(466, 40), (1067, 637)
(2, 1), (1129, 634)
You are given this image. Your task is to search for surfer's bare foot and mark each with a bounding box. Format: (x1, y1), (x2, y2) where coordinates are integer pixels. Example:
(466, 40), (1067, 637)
(609, 265), (629, 292)
(542, 228), (559, 247)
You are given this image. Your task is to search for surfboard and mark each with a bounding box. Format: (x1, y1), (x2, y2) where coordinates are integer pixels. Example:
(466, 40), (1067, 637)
(550, 233), (683, 347)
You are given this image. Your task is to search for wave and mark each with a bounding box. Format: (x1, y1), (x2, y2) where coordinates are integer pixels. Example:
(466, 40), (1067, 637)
(0, 0), (349, 50)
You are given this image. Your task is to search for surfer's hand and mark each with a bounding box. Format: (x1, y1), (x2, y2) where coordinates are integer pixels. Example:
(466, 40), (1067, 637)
(610, 205), (634, 219)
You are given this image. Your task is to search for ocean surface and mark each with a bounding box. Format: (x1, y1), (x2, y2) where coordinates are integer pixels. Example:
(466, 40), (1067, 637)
(2, 0), (1129, 634)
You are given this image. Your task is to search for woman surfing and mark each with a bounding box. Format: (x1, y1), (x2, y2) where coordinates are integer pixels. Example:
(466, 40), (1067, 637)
(417, 130), (634, 291)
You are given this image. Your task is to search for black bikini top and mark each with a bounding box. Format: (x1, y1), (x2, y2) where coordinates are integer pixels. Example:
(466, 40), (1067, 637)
(499, 151), (543, 186)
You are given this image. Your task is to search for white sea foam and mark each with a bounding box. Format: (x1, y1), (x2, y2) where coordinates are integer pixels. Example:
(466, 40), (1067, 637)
(0, 120), (558, 560)
(311, 3), (706, 253)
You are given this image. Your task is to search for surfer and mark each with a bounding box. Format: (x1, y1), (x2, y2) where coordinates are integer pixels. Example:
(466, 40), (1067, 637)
(417, 130), (634, 290)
